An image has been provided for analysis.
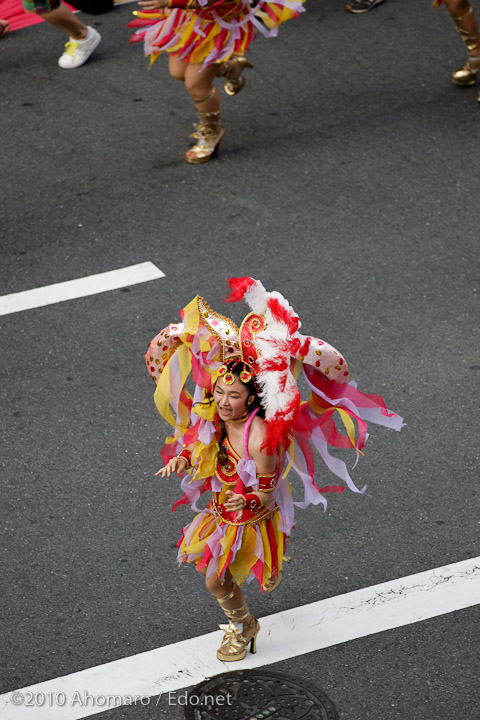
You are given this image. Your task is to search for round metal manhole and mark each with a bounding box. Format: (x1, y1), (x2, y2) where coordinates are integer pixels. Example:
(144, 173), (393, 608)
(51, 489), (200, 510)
(183, 669), (339, 720)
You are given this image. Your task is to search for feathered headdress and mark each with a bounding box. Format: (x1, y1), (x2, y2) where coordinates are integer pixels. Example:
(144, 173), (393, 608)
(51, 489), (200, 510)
(146, 277), (354, 453)
(145, 277), (404, 520)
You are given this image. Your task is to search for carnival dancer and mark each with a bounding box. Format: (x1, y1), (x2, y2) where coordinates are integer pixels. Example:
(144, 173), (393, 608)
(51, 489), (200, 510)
(435, 0), (480, 101)
(129, 0), (305, 164)
(147, 278), (404, 662)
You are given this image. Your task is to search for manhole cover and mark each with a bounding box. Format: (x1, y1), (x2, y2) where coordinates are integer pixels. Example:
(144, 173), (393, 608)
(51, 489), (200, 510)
(184, 670), (339, 719)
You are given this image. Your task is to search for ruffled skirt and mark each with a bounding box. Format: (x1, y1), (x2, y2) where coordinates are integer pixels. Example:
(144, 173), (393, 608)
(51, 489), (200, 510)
(129, 0), (306, 67)
(177, 504), (286, 589)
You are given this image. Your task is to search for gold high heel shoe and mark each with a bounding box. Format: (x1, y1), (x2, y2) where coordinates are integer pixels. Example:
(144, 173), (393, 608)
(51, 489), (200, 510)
(220, 56), (254, 96)
(452, 56), (480, 85)
(451, 5), (480, 85)
(216, 590), (260, 662)
(185, 110), (224, 165)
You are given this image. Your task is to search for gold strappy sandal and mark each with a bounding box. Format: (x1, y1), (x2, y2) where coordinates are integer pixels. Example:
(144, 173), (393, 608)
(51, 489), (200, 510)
(216, 590), (260, 662)
(185, 88), (224, 165)
(185, 111), (224, 164)
(452, 52), (480, 86)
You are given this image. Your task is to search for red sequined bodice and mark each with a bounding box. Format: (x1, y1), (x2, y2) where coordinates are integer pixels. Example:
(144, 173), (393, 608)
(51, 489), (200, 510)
(210, 436), (276, 526)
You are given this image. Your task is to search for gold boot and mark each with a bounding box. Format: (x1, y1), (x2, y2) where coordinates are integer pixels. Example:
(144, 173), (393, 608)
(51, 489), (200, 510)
(185, 88), (224, 165)
(185, 110), (224, 164)
(451, 5), (480, 85)
(216, 590), (260, 662)
(219, 56), (254, 96)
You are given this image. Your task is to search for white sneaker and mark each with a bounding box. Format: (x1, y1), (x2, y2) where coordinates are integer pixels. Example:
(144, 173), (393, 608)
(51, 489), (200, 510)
(58, 26), (101, 69)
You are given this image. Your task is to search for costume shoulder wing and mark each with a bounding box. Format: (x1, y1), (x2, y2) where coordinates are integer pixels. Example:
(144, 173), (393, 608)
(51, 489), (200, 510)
(145, 322), (184, 385)
(291, 332), (349, 383)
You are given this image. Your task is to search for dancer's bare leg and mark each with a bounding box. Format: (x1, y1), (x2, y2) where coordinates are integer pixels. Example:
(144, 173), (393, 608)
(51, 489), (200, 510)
(175, 61), (223, 163)
(205, 570), (257, 654)
(184, 62), (220, 114)
(168, 56), (187, 83)
(34, 2), (89, 40)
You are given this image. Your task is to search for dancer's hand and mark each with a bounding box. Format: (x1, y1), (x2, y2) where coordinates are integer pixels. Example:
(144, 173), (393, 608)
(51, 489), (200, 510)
(138, 0), (169, 9)
(0, 20), (10, 37)
(156, 456), (187, 478)
(224, 490), (246, 512)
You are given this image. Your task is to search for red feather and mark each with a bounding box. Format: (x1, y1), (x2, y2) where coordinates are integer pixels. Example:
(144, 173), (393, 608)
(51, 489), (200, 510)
(267, 297), (299, 334)
(261, 399), (300, 453)
(225, 277), (256, 304)
(262, 417), (292, 454)
(261, 358), (289, 372)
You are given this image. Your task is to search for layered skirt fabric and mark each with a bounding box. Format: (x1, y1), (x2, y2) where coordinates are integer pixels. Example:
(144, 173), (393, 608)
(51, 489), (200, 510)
(178, 505), (285, 589)
(129, 0), (306, 67)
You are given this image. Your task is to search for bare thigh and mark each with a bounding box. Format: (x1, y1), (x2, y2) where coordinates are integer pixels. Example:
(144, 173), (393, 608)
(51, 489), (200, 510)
(169, 56), (187, 82)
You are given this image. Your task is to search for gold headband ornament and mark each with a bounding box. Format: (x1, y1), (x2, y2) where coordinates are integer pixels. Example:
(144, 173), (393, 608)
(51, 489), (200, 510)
(216, 360), (254, 387)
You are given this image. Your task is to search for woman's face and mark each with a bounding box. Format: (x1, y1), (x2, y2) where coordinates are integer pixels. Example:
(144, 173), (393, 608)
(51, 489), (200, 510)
(213, 375), (250, 422)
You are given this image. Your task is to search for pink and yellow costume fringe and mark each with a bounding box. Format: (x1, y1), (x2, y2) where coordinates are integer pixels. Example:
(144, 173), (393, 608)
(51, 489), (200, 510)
(129, 0), (306, 68)
(146, 287), (404, 591)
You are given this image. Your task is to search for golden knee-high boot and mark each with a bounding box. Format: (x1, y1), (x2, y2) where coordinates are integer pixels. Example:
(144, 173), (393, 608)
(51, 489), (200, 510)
(185, 87), (224, 165)
(450, 4), (480, 85)
(216, 588), (260, 662)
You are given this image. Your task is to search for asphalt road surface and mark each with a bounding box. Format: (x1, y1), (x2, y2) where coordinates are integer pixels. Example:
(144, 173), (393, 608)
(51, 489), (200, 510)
(1, 1), (479, 719)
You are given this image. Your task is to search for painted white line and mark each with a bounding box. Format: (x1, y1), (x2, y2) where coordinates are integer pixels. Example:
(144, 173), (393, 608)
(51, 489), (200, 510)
(0, 263), (165, 316)
(0, 555), (478, 720)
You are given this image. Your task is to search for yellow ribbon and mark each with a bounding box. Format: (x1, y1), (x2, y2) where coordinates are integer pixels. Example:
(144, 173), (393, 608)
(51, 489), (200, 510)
(309, 394), (363, 454)
(282, 437), (295, 479)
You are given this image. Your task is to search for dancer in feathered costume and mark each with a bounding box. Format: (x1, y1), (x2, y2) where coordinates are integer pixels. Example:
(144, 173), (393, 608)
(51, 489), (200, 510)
(129, 0), (305, 163)
(147, 278), (404, 661)
(434, 0), (480, 101)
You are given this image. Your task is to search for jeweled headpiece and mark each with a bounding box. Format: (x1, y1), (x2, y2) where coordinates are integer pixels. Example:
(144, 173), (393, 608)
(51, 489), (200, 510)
(216, 358), (255, 387)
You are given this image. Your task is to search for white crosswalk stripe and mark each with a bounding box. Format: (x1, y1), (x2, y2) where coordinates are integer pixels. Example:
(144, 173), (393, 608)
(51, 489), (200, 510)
(0, 556), (478, 720)
(0, 262), (164, 316)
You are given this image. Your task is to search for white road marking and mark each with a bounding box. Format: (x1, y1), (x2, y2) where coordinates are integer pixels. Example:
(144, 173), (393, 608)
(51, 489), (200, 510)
(0, 263), (164, 316)
(0, 556), (478, 719)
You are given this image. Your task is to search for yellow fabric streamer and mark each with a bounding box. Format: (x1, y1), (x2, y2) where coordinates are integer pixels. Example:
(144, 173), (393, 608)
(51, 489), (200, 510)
(153, 294), (224, 484)
(190, 440), (218, 484)
(154, 341), (192, 431)
(282, 437), (295, 479)
(192, 397), (216, 423)
(153, 295), (218, 431)
(132, 10), (164, 18)
(309, 393), (363, 453)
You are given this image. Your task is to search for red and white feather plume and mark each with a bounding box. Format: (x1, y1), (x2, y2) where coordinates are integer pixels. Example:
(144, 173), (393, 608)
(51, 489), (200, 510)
(227, 277), (303, 452)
